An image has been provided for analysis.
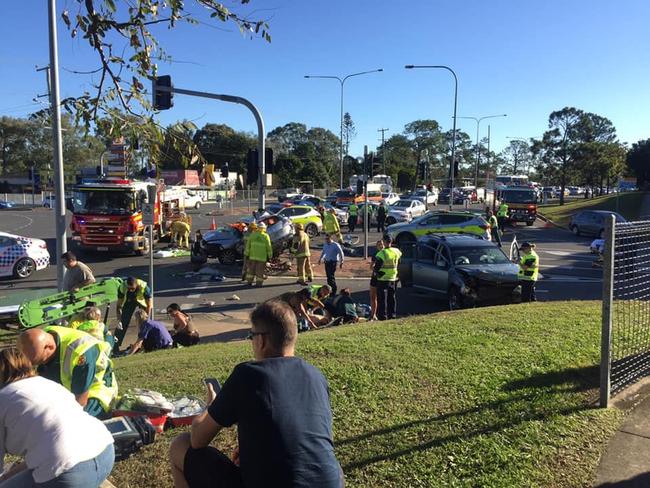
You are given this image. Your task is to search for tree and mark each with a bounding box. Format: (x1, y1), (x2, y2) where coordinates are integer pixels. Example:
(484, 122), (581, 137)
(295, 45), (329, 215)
(193, 123), (256, 175)
(267, 123), (309, 154)
(500, 140), (532, 175)
(155, 121), (199, 170)
(0, 117), (31, 175)
(342, 112), (356, 156)
(627, 139), (650, 188)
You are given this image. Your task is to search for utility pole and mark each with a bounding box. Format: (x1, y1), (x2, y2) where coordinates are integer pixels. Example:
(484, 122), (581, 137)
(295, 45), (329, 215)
(363, 145), (369, 260)
(377, 128), (389, 174)
(47, 0), (67, 291)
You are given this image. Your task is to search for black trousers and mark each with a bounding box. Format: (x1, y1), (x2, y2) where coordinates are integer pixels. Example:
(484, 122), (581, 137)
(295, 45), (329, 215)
(377, 218), (386, 234)
(376, 280), (397, 320)
(497, 216), (506, 230)
(491, 228), (502, 247)
(348, 215), (356, 233)
(520, 280), (537, 302)
(324, 261), (338, 295)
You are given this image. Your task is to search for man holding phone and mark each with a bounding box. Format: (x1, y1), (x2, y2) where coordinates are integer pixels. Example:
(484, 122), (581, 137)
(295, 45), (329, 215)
(169, 300), (343, 488)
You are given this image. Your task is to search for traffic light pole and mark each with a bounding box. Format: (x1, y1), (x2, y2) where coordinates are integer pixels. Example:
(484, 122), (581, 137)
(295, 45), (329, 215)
(155, 85), (266, 209)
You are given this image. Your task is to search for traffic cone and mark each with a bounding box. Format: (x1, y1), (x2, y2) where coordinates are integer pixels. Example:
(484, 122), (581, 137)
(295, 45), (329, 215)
(211, 218), (217, 230)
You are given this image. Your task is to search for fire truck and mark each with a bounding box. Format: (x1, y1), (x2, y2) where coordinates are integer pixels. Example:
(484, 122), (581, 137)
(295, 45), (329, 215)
(498, 186), (538, 226)
(70, 178), (186, 254)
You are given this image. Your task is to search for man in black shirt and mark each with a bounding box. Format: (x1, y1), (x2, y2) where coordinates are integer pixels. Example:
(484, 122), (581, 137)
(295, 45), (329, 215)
(169, 300), (343, 488)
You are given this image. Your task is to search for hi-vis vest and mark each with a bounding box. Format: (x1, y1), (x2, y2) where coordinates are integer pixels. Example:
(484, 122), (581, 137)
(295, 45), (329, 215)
(518, 250), (539, 281)
(71, 319), (105, 342)
(44, 326), (117, 412)
(376, 247), (402, 281)
(323, 212), (340, 233)
(488, 215), (498, 229)
(119, 278), (148, 309)
(348, 204), (358, 216)
(497, 203), (509, 217)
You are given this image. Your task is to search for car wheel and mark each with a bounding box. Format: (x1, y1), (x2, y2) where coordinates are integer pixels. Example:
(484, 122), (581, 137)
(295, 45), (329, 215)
(13, 257), (35, 279)
(194, 202), (201, 210)
(219, 248), (238, 265)
(448, 286), (463, 311)
(599, 228), (605, 239)
(571, 225), (581, 236)
(396, 233), (416, 247)
(305, 223), (318, 237)
(526, 221), (534, 227)
(135, 236), (150, 256)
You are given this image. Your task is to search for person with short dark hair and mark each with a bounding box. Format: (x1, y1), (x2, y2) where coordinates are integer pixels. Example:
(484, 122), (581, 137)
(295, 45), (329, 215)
(167, 303), (200, 347)
(324, 288), (359, 324)
(373, 235), (402, 320)
(61, 251), (96, 292)
(169, 300), (343, 488)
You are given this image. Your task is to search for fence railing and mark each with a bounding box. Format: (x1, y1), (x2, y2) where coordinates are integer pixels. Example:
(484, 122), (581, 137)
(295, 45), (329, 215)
(600, 216), (650, 406)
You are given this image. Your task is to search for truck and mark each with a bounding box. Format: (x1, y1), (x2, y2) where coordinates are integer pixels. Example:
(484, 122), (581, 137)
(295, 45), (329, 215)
(70, 178), (186, 254)
(498, 187), (538, 226)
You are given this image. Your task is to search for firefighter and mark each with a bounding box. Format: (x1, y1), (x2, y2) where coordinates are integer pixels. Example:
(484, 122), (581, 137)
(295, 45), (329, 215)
(486, 208), (502, 247)
(518, 242), (539, 302)
(19, 326), (118, 418)
(323, 207), (342, 242)
(291, 223), (313, 285)
(347, 202), (358, 233)
(241, 222), (257, 281)
(171, 219), (191, 248)
(373, 235), (402, 320)
(245, 221), (273, 286)
(497, 200), (509, 231)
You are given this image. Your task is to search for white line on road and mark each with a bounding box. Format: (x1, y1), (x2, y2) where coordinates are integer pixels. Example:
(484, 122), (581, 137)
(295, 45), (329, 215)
(187, 294), (202, 299)
(3, 213), (34, 233)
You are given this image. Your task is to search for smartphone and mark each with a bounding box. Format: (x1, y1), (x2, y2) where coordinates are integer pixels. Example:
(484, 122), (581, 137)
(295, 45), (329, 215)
(202, 377), (221, 395)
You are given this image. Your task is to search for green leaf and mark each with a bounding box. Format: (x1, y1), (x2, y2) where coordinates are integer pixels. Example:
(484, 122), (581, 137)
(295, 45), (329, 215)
(105, 0), (116, 13)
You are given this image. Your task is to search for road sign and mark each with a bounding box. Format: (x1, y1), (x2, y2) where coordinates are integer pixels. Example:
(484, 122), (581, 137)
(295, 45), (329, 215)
(142, 203), (154, 225)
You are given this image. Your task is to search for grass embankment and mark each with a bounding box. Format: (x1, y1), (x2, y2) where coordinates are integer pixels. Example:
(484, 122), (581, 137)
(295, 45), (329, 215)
(111, 301), (622, 488)
(538, 192), (646, 227)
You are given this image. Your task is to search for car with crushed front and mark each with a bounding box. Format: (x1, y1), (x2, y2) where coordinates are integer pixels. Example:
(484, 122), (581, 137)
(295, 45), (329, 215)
(386, 211), (490, 246)
(398, 233), (520, 310)
(274, 205), (323, 237)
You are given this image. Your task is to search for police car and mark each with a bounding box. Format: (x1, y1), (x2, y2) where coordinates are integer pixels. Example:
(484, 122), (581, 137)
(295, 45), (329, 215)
(0, 231), (50, 278)
(386, 211), (490, 246)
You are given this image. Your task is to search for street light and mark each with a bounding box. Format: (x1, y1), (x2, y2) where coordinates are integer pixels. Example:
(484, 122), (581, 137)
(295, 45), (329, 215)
(458, 114), (507, 187)
(405, 64), (458, 210)
(304, 69), (383, 189)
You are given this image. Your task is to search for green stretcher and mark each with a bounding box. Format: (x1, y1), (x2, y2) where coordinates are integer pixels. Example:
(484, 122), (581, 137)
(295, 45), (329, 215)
(18, 277), (124, 329)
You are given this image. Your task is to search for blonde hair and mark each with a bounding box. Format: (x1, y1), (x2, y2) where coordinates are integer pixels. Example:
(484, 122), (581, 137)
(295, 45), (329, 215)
(133, 308), (149, 326)
(0, 347), (35, 388)
(84, 306), (101, 321)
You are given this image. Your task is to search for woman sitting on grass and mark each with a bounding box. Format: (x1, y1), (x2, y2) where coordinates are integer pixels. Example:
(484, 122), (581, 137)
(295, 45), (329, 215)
(167, 303), (200, 348)
(0, 347), (114, 488)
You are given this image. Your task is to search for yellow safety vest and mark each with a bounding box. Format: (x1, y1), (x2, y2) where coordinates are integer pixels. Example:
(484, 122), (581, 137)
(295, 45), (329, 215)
(497, 203), (509, 217)
(118, 278), (148, 309)
(248, 230), (273, 262)
(44, 326), (117, 412)
(518, 250), (539, 281)
(348, 204), (358, 216)
(323, 213), (340, 233)
(243, 231), (252, 258)
(376, 247), (402, 281)
(488, 215), (498, 229)
(71, 319), (105, 342)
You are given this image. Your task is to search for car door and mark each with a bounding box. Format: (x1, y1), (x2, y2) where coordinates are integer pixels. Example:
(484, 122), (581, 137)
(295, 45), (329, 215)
(414, 214), (442, 236)
(581, 212), (598, 235)
(412, 241), (446, 295)
(0, 236), (17, 277)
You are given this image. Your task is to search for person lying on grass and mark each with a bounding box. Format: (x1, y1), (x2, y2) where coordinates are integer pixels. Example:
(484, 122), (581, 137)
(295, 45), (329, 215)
(169, 299), (343, 488)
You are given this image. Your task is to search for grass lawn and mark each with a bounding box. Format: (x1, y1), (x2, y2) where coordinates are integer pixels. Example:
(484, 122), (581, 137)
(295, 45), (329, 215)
(538, 192), (646, 227)
(109, 301), (623, 488)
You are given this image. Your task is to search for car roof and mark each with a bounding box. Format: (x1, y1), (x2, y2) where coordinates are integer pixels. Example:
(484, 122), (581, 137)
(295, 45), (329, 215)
(419, 233), (491, 246)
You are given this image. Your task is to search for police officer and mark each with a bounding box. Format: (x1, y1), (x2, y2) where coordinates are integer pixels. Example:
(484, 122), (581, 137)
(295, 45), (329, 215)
(323, 207), (342, 242)
(291, 222), (313, 285)
(19, 326), (118, 418)
(245, 221), (273, 286)
(115, 276), (152, 353)
(518, 242), (539, 302)
(497, 200), (509, 231)
(377, 202), (388, 234)
(347, 202), (358, 233)
(373, 235), (402, 320)
(486, 208), (502, 247)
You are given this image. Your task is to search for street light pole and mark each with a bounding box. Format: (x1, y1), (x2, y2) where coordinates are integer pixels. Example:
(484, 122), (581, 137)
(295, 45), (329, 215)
(458, 114), (507, 188)
(405, 65), (458, 210)
(304, 69), (383, 189)
(47, 0), (67, 291)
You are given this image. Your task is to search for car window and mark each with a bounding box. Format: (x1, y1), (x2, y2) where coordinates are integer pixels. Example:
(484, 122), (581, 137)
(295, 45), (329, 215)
(434, 244), (450, 268)
(423, 215), (441, 226)
(293, 208), (309, 216)
(278, 208), (294, 217)
(417, 243), (436, 263)
(440, 215), (470, 225)
(451, 246), (510, 265)
(0, 236), (15, 247)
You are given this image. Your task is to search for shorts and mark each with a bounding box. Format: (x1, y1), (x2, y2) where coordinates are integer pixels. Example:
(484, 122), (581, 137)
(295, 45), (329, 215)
(184, 446), (243, 488)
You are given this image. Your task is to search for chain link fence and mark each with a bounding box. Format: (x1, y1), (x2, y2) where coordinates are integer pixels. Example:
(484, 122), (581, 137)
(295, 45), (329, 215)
(600, 216), (650, 406)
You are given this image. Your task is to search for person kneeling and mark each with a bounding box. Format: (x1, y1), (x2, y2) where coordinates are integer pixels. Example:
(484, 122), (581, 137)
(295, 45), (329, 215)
(169, 300), (343, 488)
(324, 288), (360, 325)
(129, 309), (173, 354)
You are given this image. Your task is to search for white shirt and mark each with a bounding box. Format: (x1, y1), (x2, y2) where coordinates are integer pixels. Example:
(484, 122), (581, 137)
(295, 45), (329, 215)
(0, 376), (114, 483)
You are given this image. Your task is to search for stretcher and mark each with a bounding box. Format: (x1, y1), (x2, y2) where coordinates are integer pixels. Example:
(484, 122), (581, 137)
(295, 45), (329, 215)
(18, 277), (123, 329)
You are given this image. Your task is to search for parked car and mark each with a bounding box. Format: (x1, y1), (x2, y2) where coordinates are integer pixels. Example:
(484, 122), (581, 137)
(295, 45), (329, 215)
(387, 211), (491, 246)
(276, 188), (302, 202)
(398, 234), (520, 310)
(386, 199), (427, 225)
(183, 189), (204, 209)
(381, 192), (400, 205)
(569, 210), (626, 238)
(289, 194), (324, 207)
(542, 187), (556, 198)
(203, 215), (294, 264)
(275, 205), (323, 237)
(411, 188), (439, 206)
(438, 188), (465, 205)
(323, 202), (348, 225)
(0, 200), (16, 209)
(0, 231), (50, 278)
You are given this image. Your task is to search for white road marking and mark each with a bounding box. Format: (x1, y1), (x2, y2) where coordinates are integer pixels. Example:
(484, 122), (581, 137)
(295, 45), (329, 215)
(187, 294), (201, 299)
(180, 303), (195, 310)
(3, 213), (34, 233)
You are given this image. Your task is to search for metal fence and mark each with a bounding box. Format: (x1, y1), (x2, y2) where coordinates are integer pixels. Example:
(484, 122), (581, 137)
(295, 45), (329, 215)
(600, 216), (650, 406)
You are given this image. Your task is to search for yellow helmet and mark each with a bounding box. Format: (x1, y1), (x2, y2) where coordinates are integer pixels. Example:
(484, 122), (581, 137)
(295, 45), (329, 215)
(295, 223), (304, 231)
(248, 222), (258, 230)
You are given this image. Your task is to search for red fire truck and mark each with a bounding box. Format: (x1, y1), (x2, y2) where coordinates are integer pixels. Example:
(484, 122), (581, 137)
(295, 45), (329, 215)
(70, 178), (185, 254)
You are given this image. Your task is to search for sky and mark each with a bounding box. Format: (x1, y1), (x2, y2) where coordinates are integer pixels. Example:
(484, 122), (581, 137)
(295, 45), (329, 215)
(1, 0), (649, 159)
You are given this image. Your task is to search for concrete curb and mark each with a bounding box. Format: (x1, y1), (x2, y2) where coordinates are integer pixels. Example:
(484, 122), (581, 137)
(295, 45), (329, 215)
(536, 213), (566, 230)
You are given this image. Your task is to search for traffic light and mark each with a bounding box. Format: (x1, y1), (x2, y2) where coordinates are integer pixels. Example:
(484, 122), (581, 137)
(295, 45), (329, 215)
(221, 162), (230, 178)
(356, 179), (364, 196)
(246, 149), (258, 185)
(265, 148), (274, 174)
(152, 75), (174, 110)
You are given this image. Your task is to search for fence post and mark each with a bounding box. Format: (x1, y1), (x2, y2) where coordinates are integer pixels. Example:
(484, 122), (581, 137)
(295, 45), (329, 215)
(600, 214), (616, 407)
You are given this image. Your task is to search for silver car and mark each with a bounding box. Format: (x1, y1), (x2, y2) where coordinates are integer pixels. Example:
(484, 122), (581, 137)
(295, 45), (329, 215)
(386, 199), (426, 225)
